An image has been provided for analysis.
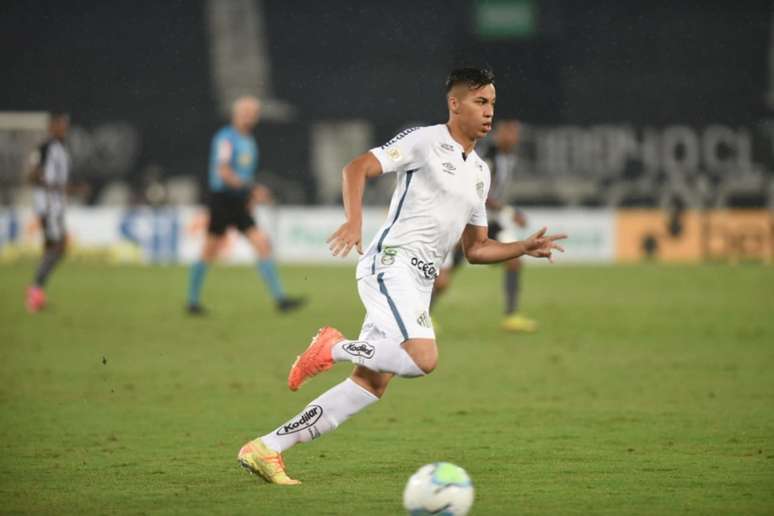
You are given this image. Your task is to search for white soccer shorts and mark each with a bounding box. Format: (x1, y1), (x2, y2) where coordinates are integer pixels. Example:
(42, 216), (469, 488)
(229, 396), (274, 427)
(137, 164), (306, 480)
(357, 269), (435, 343)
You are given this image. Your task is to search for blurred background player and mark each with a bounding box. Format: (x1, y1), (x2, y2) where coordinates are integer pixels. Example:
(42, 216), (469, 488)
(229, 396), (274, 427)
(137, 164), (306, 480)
(186, 96), (304, 315)
(25, 112), (71, 313)
(432, 120), (537, 332)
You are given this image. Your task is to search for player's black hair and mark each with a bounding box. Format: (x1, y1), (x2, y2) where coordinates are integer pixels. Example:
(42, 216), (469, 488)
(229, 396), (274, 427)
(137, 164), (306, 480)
(445, 67), (495, 94)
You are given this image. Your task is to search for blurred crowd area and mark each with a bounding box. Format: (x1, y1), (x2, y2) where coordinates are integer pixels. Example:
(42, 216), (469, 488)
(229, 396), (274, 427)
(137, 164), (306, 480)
(1, 0), (773, 209)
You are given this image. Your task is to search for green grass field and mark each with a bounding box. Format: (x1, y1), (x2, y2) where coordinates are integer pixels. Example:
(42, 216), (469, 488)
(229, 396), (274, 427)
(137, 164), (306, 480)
(1, 262), (773, 515)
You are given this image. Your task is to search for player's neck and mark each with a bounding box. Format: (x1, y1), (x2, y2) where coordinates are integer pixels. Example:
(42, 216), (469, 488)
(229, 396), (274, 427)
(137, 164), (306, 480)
(232, 123), (250, 135)
(445, 122), (476, 155)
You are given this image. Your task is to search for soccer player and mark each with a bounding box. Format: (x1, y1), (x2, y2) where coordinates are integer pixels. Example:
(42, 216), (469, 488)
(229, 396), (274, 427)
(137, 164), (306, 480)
(432, 120), (538, 332)
(186, 96), (303, 314)
(236, 68), (566, 484)
(26, 112), (71, 313)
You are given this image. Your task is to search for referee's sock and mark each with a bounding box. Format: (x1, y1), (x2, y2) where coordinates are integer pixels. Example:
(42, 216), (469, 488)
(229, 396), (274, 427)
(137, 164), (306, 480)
(257, 259), (286, 302)
(187, 261), (208, 306)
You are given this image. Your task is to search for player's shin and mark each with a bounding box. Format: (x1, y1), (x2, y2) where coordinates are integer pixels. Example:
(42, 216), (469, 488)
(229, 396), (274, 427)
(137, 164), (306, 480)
(260, 378), (377, 453)
(187, 261), (209, 305)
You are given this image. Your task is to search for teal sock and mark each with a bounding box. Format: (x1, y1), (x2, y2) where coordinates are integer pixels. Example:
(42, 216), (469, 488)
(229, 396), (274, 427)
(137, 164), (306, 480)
(188, 261), (208, 305)
(257, 259), (286, 302)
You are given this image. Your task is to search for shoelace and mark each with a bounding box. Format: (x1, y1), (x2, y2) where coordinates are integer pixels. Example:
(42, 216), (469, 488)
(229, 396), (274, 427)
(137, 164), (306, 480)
(264, 453), (286, 470)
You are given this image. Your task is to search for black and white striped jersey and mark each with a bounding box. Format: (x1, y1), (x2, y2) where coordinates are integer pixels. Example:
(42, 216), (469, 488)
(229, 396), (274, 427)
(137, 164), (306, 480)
(32, 138), (70, 215)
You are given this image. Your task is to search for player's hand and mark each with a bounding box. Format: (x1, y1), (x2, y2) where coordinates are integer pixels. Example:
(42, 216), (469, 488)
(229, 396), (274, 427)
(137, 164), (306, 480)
(523, 226), (567, 263)
(252, 184), (273, 204)
(327, 221), (363, 257)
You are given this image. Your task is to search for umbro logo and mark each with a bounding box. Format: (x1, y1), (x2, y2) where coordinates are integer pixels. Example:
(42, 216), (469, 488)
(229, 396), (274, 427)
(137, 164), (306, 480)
(442, 162), (456, 175)
(440, 143), (454, 152)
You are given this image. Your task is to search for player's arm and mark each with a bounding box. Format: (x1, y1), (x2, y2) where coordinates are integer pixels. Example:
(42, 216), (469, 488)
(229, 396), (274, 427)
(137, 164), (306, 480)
(326, 152), (383, 257)
(251, 183), (273, 204)
(218, 162), (247, 189)
(214, 139), (248, 190)
(461, 224), (566, 264)
(26, 147), (45, 186)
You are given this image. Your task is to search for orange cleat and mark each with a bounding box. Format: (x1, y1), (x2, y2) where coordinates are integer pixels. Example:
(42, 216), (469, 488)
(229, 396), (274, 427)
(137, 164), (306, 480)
(287, 326), (344, 391)
(25, 286), (46, 313)
(237, 438), (300, 485)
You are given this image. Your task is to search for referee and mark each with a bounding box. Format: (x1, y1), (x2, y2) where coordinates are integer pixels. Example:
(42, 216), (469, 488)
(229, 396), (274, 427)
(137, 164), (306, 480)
(187, 96), (304, 314)
(26, 112), (70, 313)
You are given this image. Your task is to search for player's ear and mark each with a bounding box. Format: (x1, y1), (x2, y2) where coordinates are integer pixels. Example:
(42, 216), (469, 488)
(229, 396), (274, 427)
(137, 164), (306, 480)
(448, 95), (460, 115)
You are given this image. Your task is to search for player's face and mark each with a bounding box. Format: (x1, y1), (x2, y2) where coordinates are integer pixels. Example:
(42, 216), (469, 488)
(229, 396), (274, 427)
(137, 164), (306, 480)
(50, 116), (70, 139)
(453, 84), (496, 140)
(494, 121), (519, 150)
(234, 102), (261, 132)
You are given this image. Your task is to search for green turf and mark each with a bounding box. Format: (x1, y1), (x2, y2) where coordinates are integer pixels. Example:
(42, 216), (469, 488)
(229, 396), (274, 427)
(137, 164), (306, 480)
(1, 262), (773, 515)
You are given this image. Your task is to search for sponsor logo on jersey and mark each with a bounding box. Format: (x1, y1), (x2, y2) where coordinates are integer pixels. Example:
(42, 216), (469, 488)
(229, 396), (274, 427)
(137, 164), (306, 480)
(410, 256), (439, 279)
(476, 181), (485, 199)
(276, 405), (323, 435)
(343, 341), (376, 359)
(386, 147), (402, 162)
(440, 143), (455, 152)
(417, 311), (431, 329)
(441, 162), (456, 174)
(380, 127), (420, 149)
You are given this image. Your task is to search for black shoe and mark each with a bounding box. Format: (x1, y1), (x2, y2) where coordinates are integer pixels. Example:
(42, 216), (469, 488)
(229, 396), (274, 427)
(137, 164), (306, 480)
(277, 297), (306, 313)
(186, 303), (207, 316)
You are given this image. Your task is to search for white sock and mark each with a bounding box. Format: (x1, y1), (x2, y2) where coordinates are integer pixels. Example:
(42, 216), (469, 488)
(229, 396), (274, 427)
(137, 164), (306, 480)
(331, 337), (425, 377)
(260, 378), (378, 453)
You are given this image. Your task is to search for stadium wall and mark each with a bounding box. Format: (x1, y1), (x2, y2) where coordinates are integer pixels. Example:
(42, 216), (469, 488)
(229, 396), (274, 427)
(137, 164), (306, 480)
(1, 207), (771, 265)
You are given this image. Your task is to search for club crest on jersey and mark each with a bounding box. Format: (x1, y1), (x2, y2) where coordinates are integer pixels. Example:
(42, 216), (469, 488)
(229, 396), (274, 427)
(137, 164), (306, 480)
(239, 153), (252, 167)
(417, 311), (431, 329)
(386, 147), (402, 162)
(476, 181), (485, 199)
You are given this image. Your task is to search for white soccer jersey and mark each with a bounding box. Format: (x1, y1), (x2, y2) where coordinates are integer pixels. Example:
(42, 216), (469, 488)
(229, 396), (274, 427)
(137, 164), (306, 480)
(356, 124), (491, 287)
(33, 139), (70, 216)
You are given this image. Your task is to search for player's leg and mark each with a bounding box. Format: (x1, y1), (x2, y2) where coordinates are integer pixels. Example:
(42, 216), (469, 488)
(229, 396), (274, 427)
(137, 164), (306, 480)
(501, 257), (537, 332)
(186, 204), (225, 314)
(505, 256), (521, 314)
(429, 243), (464, 313)
(239, 366), (388, 484)
(243, 225), (305, 313)
(27, 212), (65, 312)
(430, 267), (452, 312)
(288, 272), (435, 390)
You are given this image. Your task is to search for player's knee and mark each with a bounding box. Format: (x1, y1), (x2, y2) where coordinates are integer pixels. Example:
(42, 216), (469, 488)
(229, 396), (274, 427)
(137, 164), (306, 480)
(415, 354), (437, 374)
(404, 339), (438, 375)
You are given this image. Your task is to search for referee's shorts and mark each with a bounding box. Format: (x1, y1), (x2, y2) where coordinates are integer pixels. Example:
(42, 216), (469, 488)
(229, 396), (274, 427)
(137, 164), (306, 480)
(207, 191), (256, 236)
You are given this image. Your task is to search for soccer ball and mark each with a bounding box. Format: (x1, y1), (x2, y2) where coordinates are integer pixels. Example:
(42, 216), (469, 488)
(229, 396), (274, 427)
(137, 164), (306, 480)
(402, 462), (474, 515)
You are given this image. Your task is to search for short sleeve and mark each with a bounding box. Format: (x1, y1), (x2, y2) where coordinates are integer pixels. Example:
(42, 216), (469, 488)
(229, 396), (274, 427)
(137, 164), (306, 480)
(369, 126), (425, 174)
(468, 163), (491, 227)
(216, 136), (233, 164)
